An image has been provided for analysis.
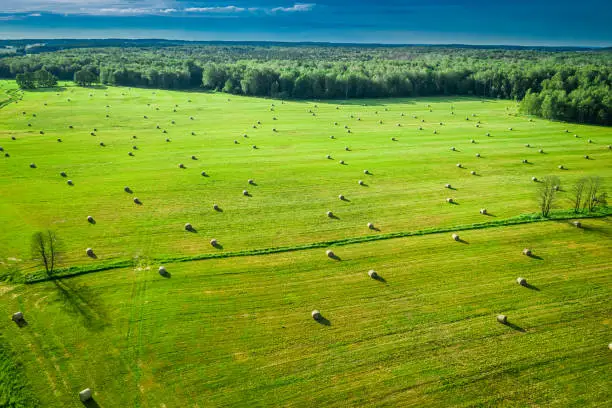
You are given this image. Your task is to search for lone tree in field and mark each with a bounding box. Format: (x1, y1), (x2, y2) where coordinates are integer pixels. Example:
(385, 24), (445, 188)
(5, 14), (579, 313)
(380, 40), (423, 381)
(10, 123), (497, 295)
(571, 177), (587, 213)
(583, 177), (607, 212)
(538, 176), (559, 217)
(31, 230), (60, 275)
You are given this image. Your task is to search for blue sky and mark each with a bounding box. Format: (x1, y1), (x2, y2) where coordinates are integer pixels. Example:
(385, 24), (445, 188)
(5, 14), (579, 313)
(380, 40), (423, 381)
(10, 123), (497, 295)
(1, 1), (611, 46)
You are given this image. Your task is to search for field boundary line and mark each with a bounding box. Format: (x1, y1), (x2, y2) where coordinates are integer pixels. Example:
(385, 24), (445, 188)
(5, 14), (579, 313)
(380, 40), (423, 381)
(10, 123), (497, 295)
(23, 208), (610, 284)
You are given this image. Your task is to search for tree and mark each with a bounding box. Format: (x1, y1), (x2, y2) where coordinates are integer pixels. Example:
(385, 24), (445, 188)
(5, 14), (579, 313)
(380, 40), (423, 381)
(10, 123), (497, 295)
(16, 72), (35, 89)
(538, 176), (559, 217)
(571, 177), (587, 213)
(583, 177), (607, 212)
(34, 68), (57, 87)
(31, 230), (60, 276)
(74, 69), (98, 86)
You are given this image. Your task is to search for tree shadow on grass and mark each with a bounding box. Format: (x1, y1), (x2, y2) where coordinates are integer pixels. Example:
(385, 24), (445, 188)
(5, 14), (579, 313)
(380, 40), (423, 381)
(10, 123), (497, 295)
(52, 279), (109, 332)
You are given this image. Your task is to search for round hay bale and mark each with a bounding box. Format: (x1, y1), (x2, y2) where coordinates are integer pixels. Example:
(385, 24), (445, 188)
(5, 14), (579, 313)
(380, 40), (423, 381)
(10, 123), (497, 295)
(553, 185), (559, 191)
(446, 198), (454, 203)
(480, 208), (487, 215)
(345, 147), (350, 151)
(163, 130), (167, 134)
(326, 211), (333, 218)
(132, 135), (137, 139)
(184, 223), (193, 231)
(539, 149), (544, 153)
(213, 204), (219, 211)
(334, 122), (338, 125)
(191, 155), (197, 160)
(166, 138), (170, 142)
(311, 310), (321, 320)
(363, 169), (369, 175)
(133, 197), (141, 204)
(67, 180), (73, 186)
(128, 152), (134, 156)
(608, 145), (611, 150)
(522, 159), (528, 164)
(367, 222), (374, 229)
(29, 163), (36, 168)
(158, 266), (167, 276)
(326, 154), (332, 159)
(326, 250), (335, 258)
(574, 134), (579, 138)
(508, 127), (513, 131)
(339, 160), (345, 165)
(144, 115), (147, 119)
(476, 153), (481, 158)
(0, 147), (3, 152)
(532, 176), (538, 182)
(391, 137), (397, 141)
(516, 277), (527, 286)
(100, 142), (105, 147)
(471, 170), (476, 175)
(456, 163), (462, 168)
(471, 139), (475, 144)
(588, 139), (592, 143)
(497, 315), (507, 324)
(87, 216), (94, 223)
(60, 171), (67, 177)
(452, 233), (459, 241)
(558, 165), (564, 170)
(433, 130), (437, 134)
(210, 239), (218, 247)
(86, 248), (95, 258)
(201, 171), (207, 176)
(572, 221), (581, 228)
(445, 183), (451, 189)
(330, 135), (335, 139)
(347, 129), (351, 133)
(79, 389), (93, 402)
(272, 129), (277, 133)
(192, 132), (195, 135)
(338, 194), (345, 200)
(243, 190), (249, 196)
(396, 123), (401, 127)
(12, 312), (24, 322)
(565, 129), (569, 133)
(124, 186), (131, 193)
(522, 248), (532, 256)
(451, 147), (456, 151)
(252, 145), (257, 149)
(358, 180), (364, 185)
(248, 179), (254, 185)
(234, 140), (239, 144)
(132, 146), (138, 150)
(525, 143), (530, 148)
(171, 120), (175, 124)
(419, 126), (423, 130)
(584, 155), (589, 159)
(368, 270), (378, 279)
(179, 163), (185, 168)
(486, 132), (490, 136)
(11, 136), (16, 140)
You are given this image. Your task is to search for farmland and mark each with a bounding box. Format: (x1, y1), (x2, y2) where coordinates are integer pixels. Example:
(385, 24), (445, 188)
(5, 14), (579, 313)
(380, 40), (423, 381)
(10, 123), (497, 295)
(0, 80), (611, 407)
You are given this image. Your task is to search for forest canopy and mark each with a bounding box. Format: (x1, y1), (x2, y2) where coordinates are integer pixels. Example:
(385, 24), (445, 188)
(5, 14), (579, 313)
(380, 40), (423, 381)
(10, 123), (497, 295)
(1, 45), (610, 125)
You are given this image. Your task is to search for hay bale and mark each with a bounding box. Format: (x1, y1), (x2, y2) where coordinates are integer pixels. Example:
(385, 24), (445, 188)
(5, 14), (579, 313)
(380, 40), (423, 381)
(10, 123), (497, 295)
(433, 130), (437, 134)
(330, 135), (335, 139)
(532, 177), (538, 182)
(452, 233), (459, 241)
(553, 185), (559, 191)
(248, 179), (255, 185)
(516, 277), (527, 286)
(446, 198), (454, 203)
(124, 186), (131, 193)
(185, 223), (193, 231)
(451, 147), (456, 151)
(522, 159), (528, 164)
(213, 204), (219, 211)
(326, 154), (332, 159)
(166, 138), (170, 142)
(29, 163), (36, 168)
(86, 248), (95, 258)
(363, 169), (369, 175)
(476, 153), (481, 158)
(252, 145), (257, 149)
(201, 171), (207, 176)
(12, 312), (24, 322)
(345, 147), (350, 151)
(558, 165), (564, 170)
(132, 146), (138, 150)
(128, 152), (134, 156)
(163, 130), (167, 134)
(588, 139), (592, 143)
(179, 163), (185, 168)
(391, 137), (397, 141)
(508, 127), (512, 131)
(327, 211), (333, 218)
(339, 160), (344, 165)
(480, 208), (487, 215)
(445, 184), (451, 189)
(419, 126), (423, 130)
(158, 266), (168, 276)
(326, 250), (335, 258)
(133, 197), (141, 204)
(368, 270), (378, 279)
(79, 389), (92, 402)
(87, 216), (94, 223)
(471, 170), (476, 175)
(584, 155), (589, 159)
(608, 145), (611, 150)
(367, 222), (374, 229)
(191, 155), (197, 160)
(522, 248), (532, 256)
(99, 142), (105, 147)
(67, 180), (73, 186)
(525, 143), (530, 148)
(243, 190), (249, 196)
(338, 194), (345, 200)
(60, 171), (67, 177)
(572, 221), (581, 228)
(497, 315), (507, 324)
(234, 140), (239, 144)
(456, 163), (462, 168)
(471, 139), (475, 144)
(539, 149), (544, 153)
(358, 180), (364, 185)
(311, 310), (321, 320)
(486, 132), (490, 136)
(210, 239), (218, 247)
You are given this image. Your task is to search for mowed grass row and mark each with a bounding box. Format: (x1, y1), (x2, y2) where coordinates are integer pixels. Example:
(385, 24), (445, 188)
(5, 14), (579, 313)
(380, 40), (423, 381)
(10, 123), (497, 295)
(0, 80), (610, 270)
(1, 219), (610, 407)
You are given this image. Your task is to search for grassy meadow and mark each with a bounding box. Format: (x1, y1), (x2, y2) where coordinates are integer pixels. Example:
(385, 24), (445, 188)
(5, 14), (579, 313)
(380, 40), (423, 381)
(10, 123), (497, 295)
(0, 79), (611, 407)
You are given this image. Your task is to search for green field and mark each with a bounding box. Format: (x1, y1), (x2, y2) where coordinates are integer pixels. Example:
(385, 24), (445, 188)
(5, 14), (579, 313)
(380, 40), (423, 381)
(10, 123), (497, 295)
(0, 80), (611, 407)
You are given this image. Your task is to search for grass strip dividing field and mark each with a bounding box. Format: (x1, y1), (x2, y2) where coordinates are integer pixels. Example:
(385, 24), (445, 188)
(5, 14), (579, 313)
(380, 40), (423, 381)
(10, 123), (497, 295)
(24, 208), (609, 283)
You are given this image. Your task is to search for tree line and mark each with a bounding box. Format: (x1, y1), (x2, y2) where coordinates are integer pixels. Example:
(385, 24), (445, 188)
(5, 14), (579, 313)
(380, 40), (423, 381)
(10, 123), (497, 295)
(1, 45), (610, 125)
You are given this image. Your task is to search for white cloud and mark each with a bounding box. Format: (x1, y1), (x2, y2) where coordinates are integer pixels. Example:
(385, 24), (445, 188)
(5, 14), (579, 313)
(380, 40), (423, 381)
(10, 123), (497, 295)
(271, 3), (315, 13)
(185, 6), (246, 13)
(160, 8), (177, 13)
(28, 13), (42, 17)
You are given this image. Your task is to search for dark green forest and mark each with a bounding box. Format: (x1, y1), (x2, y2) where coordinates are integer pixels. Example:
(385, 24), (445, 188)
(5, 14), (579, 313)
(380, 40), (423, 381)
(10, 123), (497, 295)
(1, 45), (610, 125)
